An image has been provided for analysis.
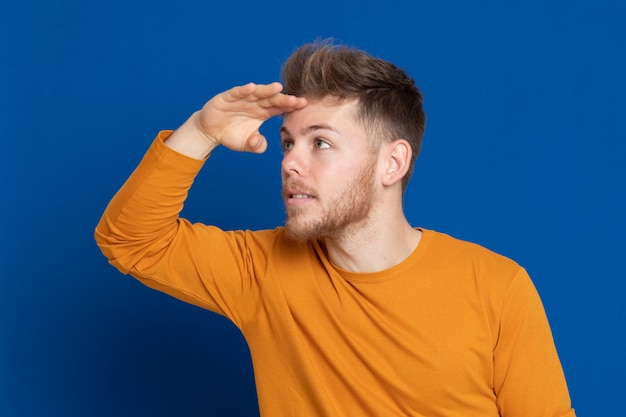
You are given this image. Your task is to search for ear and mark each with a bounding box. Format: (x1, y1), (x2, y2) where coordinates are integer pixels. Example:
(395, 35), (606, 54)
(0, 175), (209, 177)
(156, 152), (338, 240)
(381, 139), (412, 187)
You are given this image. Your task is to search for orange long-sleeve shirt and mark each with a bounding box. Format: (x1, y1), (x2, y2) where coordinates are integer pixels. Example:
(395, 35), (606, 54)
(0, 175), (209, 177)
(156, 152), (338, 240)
(95, 131), (575, 417)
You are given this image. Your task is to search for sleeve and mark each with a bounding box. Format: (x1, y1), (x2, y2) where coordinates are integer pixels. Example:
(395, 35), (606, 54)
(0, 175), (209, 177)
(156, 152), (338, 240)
(94, 131), (269, 325)
(493, 268), (576, 417)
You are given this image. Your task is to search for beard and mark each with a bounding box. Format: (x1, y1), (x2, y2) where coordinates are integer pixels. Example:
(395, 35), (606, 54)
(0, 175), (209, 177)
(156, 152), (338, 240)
(283, 160), (377, 242)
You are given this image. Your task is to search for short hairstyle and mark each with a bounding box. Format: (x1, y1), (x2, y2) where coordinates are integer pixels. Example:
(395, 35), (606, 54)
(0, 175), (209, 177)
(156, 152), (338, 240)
(281, 40), (426, 192)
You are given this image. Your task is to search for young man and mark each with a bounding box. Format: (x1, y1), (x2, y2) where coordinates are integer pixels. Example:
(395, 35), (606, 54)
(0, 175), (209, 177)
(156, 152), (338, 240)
(96, 41), (576, 416)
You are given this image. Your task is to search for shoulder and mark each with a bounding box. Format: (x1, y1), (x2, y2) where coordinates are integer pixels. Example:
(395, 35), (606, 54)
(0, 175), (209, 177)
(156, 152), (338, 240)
(240, 227), (315, 257)
(246, 228), (325, 282)
(419, 229), (527, 297)
(422, 229), (521, 271)
(420, 229), (536, 320)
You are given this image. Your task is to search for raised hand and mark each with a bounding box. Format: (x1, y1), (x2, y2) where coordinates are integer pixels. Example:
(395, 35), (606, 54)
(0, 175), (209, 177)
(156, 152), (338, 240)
(166, 83), (307, 159)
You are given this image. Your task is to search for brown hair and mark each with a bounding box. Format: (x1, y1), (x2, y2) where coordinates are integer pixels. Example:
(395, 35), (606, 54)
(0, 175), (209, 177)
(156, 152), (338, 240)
(281, 40), (426, 192)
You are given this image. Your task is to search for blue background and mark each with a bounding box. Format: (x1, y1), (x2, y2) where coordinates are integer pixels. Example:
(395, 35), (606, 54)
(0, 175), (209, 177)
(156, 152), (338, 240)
(2, 0), (624, 415)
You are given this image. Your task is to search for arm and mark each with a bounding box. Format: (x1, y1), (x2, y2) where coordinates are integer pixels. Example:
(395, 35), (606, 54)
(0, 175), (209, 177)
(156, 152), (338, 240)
(94, 83), (307, 317)
(494, 269), (576, 417)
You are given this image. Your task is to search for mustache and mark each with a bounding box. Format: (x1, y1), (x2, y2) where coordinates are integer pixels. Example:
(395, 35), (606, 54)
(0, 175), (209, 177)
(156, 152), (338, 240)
(281, 179), (318, 199)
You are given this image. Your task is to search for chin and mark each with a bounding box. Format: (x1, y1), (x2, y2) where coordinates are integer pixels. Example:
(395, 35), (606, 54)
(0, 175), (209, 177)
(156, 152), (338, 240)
(284, 218), (322, 242)
(284, 223), (312, 242)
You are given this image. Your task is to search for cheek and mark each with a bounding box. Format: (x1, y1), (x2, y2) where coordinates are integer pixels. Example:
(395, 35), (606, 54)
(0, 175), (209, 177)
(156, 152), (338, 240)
(322, 165), (359, 191)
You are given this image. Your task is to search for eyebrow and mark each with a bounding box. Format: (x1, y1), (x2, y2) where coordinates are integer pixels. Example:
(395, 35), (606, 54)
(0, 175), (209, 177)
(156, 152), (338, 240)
(280, 123), (340, 137)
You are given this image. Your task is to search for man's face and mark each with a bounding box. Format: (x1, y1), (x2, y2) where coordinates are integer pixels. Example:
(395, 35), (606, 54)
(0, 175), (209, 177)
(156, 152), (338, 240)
(280, 97), (379, 242)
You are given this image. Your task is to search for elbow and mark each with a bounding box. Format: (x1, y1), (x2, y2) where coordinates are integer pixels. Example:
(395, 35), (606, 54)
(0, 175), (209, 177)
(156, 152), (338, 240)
(94, 217), (133, 275)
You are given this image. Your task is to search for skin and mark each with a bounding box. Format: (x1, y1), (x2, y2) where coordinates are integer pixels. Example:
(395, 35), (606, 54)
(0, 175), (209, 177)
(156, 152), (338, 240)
(280, 97), (379, 243)
(165, 83), (421, 272)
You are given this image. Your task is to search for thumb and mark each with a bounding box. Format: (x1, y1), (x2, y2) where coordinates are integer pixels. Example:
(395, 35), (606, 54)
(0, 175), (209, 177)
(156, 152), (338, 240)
(245, 133), (268, 153)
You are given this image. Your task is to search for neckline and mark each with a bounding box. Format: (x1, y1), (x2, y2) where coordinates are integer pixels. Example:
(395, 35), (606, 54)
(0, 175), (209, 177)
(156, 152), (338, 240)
(314, 228), (431, 284)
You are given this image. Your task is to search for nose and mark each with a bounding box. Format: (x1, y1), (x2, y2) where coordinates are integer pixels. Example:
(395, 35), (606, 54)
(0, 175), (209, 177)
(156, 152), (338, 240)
(281, 143), (308, 178)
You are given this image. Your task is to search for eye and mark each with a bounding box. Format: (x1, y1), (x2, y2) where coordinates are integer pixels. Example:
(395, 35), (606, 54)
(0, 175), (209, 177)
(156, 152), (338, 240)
(281, 139), (294, 152)
(314, 138), (330, 149)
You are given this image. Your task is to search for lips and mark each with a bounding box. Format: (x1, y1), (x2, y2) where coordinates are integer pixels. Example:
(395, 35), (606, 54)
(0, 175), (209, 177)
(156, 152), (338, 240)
(282, 182), (317, 203)
(284, 191), (316, 201)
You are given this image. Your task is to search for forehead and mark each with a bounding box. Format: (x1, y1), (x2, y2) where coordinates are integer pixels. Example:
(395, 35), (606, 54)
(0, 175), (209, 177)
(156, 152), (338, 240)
(281, 97), (361, 135)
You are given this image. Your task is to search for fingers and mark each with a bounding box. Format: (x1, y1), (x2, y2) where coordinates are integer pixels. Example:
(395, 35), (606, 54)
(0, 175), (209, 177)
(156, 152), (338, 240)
(250, 82), (284, 99)
(225, 82), (282, 101)
(225, 82), (307, 112)
(245, 133), (268, 154)
(262, 93), (308, 113)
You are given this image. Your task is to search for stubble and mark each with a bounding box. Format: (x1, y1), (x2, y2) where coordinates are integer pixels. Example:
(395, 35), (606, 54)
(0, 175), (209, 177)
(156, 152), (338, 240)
(283, 160), (377, 242)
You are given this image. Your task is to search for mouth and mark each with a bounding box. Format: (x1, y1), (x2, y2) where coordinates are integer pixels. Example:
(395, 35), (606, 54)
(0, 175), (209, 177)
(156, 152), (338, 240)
(290, 193), (315, 199)
(283, 185), (317, 206)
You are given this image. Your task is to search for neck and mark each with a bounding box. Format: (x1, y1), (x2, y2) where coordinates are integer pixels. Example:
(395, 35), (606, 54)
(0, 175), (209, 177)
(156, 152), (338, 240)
(323, 215), (422, 273)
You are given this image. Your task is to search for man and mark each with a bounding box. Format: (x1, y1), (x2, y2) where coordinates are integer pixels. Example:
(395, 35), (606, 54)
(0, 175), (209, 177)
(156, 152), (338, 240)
(96, 41), (576, 416)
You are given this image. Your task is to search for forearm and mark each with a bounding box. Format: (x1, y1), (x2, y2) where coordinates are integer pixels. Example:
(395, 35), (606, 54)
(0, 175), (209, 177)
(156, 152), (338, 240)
(95, 131), (206, 274)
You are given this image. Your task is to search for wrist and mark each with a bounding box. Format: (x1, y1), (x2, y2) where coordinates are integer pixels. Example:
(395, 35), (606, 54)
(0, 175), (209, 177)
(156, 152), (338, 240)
(164, 112), (219, 160)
